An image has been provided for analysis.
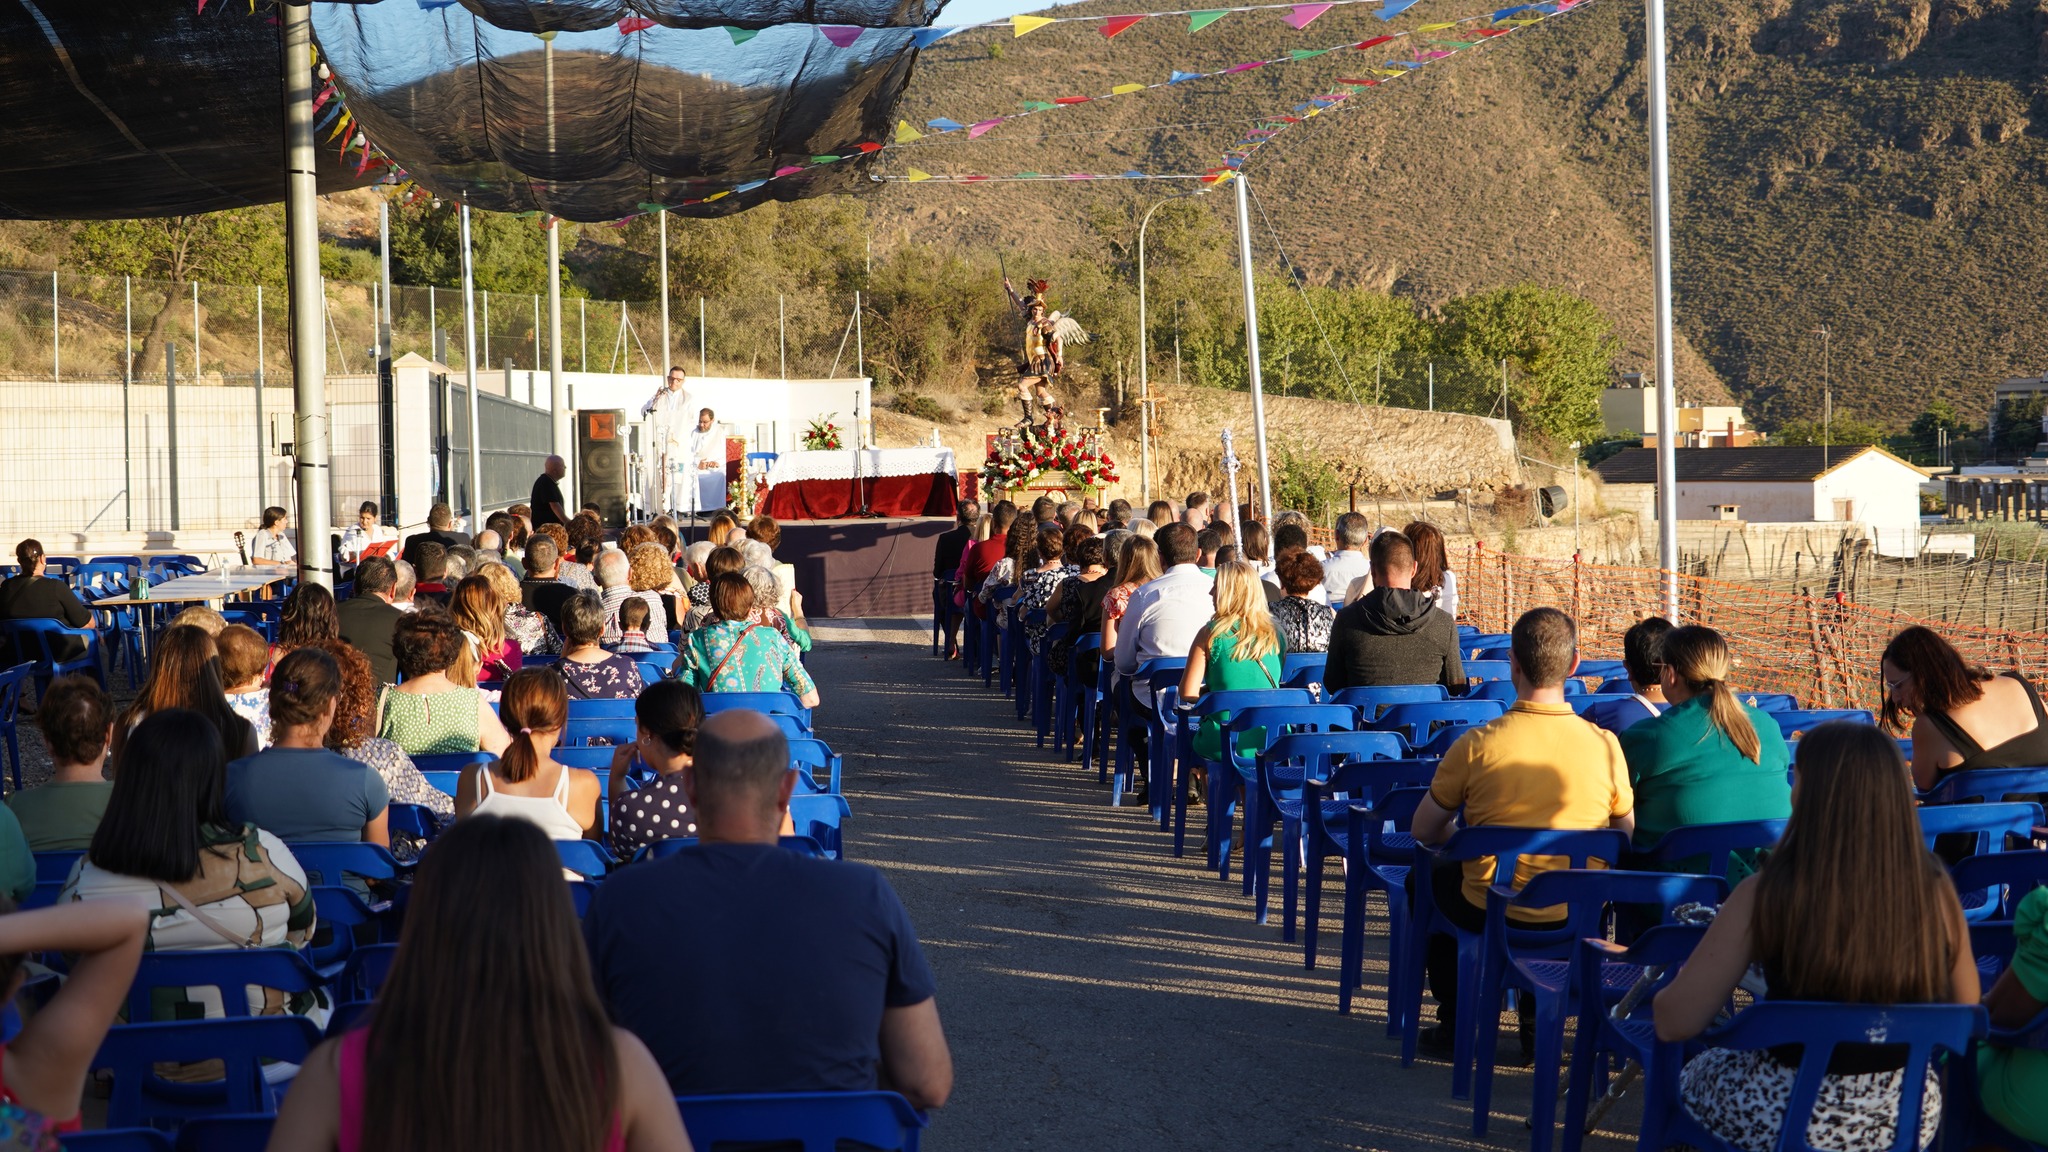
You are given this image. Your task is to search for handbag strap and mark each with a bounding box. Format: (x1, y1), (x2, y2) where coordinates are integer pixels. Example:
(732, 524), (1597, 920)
(161, 881), (263, 949)
(706, 624), (765, 685)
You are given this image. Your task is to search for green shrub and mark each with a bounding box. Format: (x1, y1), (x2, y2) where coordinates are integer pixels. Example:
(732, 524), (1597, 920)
(891, 392), (947, 422)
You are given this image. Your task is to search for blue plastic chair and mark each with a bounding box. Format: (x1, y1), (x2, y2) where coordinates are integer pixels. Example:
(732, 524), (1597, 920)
(1112, 657), (1184, 815)
(1640, 1002), (1984, 1152)
(1737, 691), (1800, 712)
(982, 585), (1013, 693)
(1572, 658), (1629, 686)
(1215, 706), (1365, 904)
(959, 586), (984, 677)
(1329, 683), (1449, 720)
(1030, 619), (1069, 747)
(1170, 689), (1319, 862)
(790, 792), (851, 859)
(1057, 633), (1100, 762)
(336, 942), (400, 1002)
(412, 750), (495, 777)
(1566, 693), (1635, 716)
(0, 661), (34, 791)
(1916, 801), (2044, 857)
(1626, 819), (1786, 886)
(677, 1090), (926, 1152)
(1401, 827), (1631, 1089)
(702, 691), (812, 724)
(93, 1017), (322, 1130)
(1467, 679), (1520, 703)
(174, 1114), (277, 1152)
(634, 658), (670, 684)
(1281, 652), (1326, 690)
(2, 617), (105, 696)
(1006, 608), (1033, 720)
(1334, 788), (1430, 1023)
(788, 736), (843, 795)
(1370, 699), (1505, 749)
(288, 841), (405, 890)
(124, 949), (328, 1025)
(1559, 924), (1709, 1152)
(60, 1130), (175, 1151)
(555, 839), (618, 878)
(564, 716), (635, 746)
(1950, 848), (2048, 923)
(1296, 757), (1436, 963)
(553, 744), (620, 771)
(419, 771), (461, 798)
(566, 697), (638, 719)
(1472, 868), (1725, 1152)
(1924, 766), (2048, 806)
(1772, 708), (1876, 738)
(1463, 659), (1512, 682)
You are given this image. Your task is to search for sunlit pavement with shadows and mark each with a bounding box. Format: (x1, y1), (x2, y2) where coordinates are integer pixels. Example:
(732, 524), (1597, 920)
(804, 619), (1644, 1152)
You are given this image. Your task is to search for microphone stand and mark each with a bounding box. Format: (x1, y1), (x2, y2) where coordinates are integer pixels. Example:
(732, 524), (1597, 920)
(855, 387), (883, 518)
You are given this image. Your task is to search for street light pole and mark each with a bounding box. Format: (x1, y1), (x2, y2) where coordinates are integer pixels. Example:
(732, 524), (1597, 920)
(1232, 174), (1275, 525)
(1814, 324), (1832, 472)
(1646, 0), (1680, 621)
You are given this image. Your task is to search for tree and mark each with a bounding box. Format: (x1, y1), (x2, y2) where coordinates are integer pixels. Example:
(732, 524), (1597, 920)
(70, 208), (285, 376)
(386, 201), (572, 296)
(1433, 284), (1618, 445)
(1768, 413), (1890, 447)
(1994, 396), (2047, 460)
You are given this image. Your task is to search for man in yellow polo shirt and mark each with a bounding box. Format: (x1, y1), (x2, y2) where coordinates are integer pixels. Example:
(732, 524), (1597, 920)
(1408, 606), (1634, 1060)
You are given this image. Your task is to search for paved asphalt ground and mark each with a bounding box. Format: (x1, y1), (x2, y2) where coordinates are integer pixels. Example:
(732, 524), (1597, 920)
(805, 618), (1645, 1152)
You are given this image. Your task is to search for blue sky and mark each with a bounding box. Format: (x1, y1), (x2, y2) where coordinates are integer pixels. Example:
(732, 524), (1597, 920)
(936, 0), (1091, 27)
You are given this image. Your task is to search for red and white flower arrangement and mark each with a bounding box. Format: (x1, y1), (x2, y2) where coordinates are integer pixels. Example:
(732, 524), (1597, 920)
(981, 425), (1119, 493)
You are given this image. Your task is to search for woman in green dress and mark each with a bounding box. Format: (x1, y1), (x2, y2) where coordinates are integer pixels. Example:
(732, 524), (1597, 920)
(1179, 561), (1284, 765)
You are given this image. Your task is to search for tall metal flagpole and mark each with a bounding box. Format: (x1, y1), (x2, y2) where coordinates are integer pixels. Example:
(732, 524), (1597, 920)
(282, 6), (332, 588)
(459, 202), (486, 527)
(1232, 174), (1274, 524)
(658, 210), (671, 374)
(1647, 0), (1680, 621)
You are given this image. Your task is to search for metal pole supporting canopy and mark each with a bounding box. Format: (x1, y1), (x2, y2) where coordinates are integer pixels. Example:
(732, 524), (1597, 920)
(1232, 174), (1274, 525)
(1646, 0), (1680, 620)
(282, 4), (332, 588)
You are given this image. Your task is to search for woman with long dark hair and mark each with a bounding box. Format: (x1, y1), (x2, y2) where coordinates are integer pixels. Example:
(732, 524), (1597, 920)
(113, 625), (257, 766)
(1654, 722), (1978, 1151)
(605, 681), (704, 860)
(455, 667), (599, 840)
(265, 815), (689, 1152)
(1402, 520), (1458, 620)
(276, 583), (341, 660)
(1882, 624), (2048, 791)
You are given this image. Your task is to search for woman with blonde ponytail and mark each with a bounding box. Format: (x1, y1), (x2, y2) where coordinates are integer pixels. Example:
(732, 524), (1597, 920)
(1617, 625), (1792, 845)
(454, 667), (600, 840)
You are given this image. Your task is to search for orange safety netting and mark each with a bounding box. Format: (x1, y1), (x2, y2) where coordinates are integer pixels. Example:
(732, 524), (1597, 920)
(1455, 545), (2048, 714)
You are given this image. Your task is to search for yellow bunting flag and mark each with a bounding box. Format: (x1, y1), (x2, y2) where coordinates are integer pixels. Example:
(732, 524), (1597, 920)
(703, 190), (730, 202)
(894, 120), (924, 143)
(1012, 14), (1054, 36)
(1112, 83), (1145, 94)
(906, 168), (933, 182)
(1417, 21), (1458, 29)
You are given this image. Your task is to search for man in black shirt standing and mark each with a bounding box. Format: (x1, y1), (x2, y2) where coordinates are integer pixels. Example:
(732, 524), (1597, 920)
(530, 455), (569, 528)
(932, 500), (978, 661)
(0, 539), (96, 664)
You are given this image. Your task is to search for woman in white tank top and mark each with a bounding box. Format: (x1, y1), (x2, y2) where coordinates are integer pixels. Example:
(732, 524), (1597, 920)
(455, 667), (600, 841)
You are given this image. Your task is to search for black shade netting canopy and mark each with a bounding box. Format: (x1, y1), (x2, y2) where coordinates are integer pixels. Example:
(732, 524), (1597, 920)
(423, 0), (943, 34)
(312, 2), (933, 221)
(0, 2), (375, 219)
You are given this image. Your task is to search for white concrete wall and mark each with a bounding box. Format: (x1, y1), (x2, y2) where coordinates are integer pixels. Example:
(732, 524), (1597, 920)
(555, 372), (873, 458)
(1814, 451), (1926, 555)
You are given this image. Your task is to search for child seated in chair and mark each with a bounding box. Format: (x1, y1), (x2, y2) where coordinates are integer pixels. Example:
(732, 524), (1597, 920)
(613, 596), (656, 656)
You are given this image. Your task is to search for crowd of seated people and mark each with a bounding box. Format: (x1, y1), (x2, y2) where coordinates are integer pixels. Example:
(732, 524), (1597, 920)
(952, 493), (2048, 1151)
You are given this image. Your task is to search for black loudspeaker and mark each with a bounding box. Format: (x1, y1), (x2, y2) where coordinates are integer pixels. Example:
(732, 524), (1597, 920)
(577, 409), (628, 528)
(1538, 484), (1569, 517)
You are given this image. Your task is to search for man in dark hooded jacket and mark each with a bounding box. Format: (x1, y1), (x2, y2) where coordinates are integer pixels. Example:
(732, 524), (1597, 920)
(1322, 531), (1464, 695)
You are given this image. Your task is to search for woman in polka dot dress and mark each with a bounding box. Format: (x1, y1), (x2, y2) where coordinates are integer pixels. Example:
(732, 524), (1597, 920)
(606, 681), (704, 861)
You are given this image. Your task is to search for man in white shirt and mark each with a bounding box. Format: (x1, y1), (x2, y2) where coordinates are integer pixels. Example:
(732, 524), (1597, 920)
(249, 506), (297, 568)
(641, 366), (696, 516)
(1321, 512), (1372, 607)
(673, 408), (727, 517)
(1113, 523), (1213, 801)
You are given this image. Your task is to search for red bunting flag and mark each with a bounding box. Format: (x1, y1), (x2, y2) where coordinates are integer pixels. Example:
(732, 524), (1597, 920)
(1099, 14), (1145, 37)
(1354, 34), (1396, 48)
(857, 142), (884, 153)
(618, 16), (657, 33)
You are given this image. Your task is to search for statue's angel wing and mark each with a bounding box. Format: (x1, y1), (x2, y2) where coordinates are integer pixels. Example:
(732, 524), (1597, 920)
(1049, 313), (1090, 345)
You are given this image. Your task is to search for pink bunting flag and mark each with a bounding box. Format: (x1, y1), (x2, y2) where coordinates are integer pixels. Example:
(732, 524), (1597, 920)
(1226, 60), (1265, 72)
(1282, 3), (1333, 28)
(818, 25), (863, 46)
(968, 120), (1004, 138)
(773, 165), (805, 177)
(618, 16), (657, 33)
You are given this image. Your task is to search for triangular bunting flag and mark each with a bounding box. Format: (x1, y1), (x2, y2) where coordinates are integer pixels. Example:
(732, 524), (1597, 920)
(1377, 0), (1420, 17)
(1492, 4), (1532, 17)
(1100, 14), (1145, 37)
(1417, 22), (1457, 30)
(1112, 82), (1146, 94)
(1123, 170), (1146, 177)
(1053, 95), (1091, 104)
(1282, 3), (1333, 28)
(926, 118), (965, 131)
(1168, 70), (1202, 83)
(773, 166), (804, 177)
(857, 141), (883, 153)
(734, 180), (766, 193)
(1011, 13), (1054, 36)
(1289, 47), (1332, 60)
(724, 26), (758, 44)
(618, 15), (657, 33)
(894, 120), (924, 143)
(961, 175), (989, 182)
(1019, 100), (1055, 111)
(909, 27), (952, 47)
(1354, 34), (1395, 48)
(1226, 60), (1264, 72)
(906, 168), (932, 182)
(703, 190), (731, 202)
(1472, 27), (1508, 35)
(818, 25), (862, 46)
(1188, 10), (1228, 31)
(809, 155), (841, 163)
(967, 119), (1003, 137)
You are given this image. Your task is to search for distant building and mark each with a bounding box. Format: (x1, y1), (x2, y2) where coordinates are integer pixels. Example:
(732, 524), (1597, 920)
(1595, 445), (1934, 556)
(1993, 374), (2048, 465)
(1599, 383), (1756, 447)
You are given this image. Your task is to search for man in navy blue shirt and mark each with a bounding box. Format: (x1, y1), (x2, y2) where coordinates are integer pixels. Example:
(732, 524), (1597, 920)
(1582, 615), (1674, 735)
(583, 710), (953, 1108)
